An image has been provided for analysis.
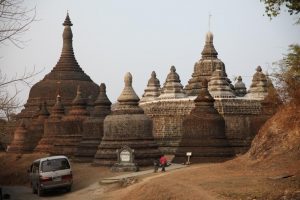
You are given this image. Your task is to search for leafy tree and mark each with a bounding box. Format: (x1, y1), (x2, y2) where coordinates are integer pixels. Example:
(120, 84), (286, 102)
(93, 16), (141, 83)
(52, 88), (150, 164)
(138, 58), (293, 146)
(261, 0), (300, 23)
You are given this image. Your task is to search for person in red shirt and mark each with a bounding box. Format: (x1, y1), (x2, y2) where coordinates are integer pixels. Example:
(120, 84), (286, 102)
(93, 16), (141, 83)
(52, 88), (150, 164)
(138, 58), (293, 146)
(159, 155), (167, 172)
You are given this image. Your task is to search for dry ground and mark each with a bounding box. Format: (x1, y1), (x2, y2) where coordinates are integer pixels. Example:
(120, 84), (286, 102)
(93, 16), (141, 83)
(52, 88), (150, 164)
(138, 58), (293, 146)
(0, 152), (299, 200)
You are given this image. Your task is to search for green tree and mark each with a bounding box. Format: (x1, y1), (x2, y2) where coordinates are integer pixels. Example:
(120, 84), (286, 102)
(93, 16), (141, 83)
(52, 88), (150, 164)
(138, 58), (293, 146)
(261, 0), (300, 23)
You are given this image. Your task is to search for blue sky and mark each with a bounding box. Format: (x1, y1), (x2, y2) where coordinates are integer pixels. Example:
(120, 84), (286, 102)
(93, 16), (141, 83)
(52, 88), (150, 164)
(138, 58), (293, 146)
(1, 0), (299, 104)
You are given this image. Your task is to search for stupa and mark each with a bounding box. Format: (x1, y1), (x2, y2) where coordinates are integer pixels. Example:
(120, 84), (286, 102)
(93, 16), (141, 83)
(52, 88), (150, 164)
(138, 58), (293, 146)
(234, 76), (247, 97)
(159, 66), (187, 99)
(35, 94), (65, 153)
(51, 86), (89, 156)
(245, 66), (268, 99)
(173, 80), (234, 163)
(185, 32), (229, 96)
(7, 120), (30, 152)
(93, 72), (161, 166)
(17, 13), (99, 120)
(7, 103), (50, 152)
(208, 64), (235, 98)
(26, 102), (50, 151)
(140, 71), (161, 102)
(74, 83), (111, 162)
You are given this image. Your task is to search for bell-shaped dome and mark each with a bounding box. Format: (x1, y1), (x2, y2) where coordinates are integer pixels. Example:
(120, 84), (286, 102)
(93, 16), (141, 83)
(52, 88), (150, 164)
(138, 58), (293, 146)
(18, 13), (99, 119)
(94, 72), (161, 166)
(234, 76), (247, 97)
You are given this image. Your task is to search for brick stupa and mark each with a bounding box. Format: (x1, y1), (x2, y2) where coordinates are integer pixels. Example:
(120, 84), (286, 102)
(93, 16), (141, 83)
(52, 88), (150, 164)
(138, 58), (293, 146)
(74, 83), (111, 162)
(17, 13), (99, 120)
(185, 32), (232, 96)
(159, 66), (187, 99)
(8, 102), (50, 152)
(173, 80), (234, 163)
(51, 86), (89, 156)
(140, 71), (161, 102)
(93, 72), (161, 166)
(245, 66), (269, 99)
(7, 120), (30, 152)
(234, 76), (247, 97)
(35, 94), (65, 153)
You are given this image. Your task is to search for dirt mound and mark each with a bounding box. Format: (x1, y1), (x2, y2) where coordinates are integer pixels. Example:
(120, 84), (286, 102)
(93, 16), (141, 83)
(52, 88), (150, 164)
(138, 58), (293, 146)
(248, 103), (300, 161)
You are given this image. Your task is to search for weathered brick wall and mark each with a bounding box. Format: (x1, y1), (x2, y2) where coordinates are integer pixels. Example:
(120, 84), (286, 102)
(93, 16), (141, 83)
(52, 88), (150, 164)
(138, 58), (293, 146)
(141, 98), (275, 155)
(140, 99), (194, 153)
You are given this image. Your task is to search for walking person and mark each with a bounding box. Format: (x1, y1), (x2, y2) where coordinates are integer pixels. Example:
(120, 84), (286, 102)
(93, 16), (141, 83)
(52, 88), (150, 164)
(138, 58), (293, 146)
(159, 155), (167, 172)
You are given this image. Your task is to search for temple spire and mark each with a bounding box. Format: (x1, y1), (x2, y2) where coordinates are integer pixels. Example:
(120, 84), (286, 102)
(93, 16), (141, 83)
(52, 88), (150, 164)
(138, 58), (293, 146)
(63, 12), (73, 26)
(52, 12), (83, 72)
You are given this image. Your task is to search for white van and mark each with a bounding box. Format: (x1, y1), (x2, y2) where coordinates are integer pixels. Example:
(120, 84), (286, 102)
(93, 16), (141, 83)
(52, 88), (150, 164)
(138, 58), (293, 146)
(28, 155), (73, 196)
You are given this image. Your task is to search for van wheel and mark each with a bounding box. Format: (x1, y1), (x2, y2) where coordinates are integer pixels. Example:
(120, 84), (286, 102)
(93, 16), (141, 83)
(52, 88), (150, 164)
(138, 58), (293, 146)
(37, 185), (44, 197)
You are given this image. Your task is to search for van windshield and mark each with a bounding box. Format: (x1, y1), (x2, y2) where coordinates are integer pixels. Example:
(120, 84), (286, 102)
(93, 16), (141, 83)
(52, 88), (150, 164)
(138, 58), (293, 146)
(41, 158), (70, 172)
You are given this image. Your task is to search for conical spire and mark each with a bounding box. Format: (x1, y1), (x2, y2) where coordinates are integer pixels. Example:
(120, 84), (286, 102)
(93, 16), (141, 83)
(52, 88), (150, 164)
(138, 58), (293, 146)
(140, 71), (161, 102)
(201, 31), (218, 59)
(245, 66), (268, 99)
(50, 94), (65, 119)
(159, 66), (187, 99)
(234, 76), (247, 97)
(117, 72), (140, 104)
(94, 83), (111, 106)
(92, 83), (112, 117)
(63, 12), (73, 26)
(72, 85), (86, 105)
(51, 12), (83, 73)
(208, 65), (235, 98)
(185, 31), (227, 96)
(67, 85), (89, 117)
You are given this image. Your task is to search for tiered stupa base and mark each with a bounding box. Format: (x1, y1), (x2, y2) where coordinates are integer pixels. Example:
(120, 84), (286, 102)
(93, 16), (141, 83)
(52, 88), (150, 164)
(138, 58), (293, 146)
(74, 137), (101, 162)
(52, 135), (82, 156)
(93, 137), (161, 166)
(173, 138), (235, 163)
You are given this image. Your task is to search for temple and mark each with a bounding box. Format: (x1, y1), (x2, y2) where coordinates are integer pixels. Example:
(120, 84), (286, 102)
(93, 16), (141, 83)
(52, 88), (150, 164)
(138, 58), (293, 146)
(7, 14), (279, 165)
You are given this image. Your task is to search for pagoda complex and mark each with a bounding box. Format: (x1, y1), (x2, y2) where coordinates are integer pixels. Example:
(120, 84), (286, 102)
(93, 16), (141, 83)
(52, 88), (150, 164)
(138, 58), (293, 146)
(6, 14), (279, 165)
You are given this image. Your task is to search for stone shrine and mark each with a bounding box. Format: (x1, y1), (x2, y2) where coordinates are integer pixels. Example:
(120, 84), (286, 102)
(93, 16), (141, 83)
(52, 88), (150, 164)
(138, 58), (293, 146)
(93, 72), (161, 166)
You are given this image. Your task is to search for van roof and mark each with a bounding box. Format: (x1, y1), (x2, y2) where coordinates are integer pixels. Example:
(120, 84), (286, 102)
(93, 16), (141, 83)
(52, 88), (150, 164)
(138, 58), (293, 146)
(33, 155), (69, 163)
